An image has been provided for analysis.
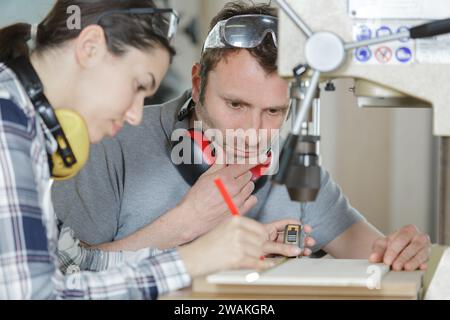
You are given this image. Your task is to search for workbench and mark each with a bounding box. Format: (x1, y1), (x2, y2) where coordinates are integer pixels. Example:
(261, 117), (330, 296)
(160, 245), (446, 300)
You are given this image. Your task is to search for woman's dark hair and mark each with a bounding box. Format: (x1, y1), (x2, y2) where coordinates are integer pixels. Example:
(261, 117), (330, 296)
(0, 0), (176, 64)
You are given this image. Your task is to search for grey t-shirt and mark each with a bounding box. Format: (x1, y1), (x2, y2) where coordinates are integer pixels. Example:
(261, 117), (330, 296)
(52, 90), (365, 253)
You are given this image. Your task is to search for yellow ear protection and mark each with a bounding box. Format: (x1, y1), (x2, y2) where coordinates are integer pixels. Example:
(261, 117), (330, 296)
(50, 109), (89, 180)
(8, 57), (89, 181)
(169, 100), (270, 194)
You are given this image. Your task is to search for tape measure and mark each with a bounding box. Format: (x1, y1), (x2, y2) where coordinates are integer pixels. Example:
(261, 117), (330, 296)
(284, 224), (302, 246)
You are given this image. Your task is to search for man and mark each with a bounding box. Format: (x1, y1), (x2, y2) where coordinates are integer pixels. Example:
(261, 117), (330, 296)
(53, 2), (431, 271)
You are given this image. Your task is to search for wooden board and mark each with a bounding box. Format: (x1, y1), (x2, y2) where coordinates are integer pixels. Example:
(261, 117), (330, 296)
(186, 259), (424, 300)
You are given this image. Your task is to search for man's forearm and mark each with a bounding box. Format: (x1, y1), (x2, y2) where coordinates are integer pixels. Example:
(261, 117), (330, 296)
(323, 221), (384, 259)
(92, 205), (197, 252)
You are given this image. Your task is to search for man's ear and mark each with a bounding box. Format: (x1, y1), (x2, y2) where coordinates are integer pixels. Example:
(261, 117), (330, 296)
(74, 25), (108, 69)
(191, 63), (202, 104)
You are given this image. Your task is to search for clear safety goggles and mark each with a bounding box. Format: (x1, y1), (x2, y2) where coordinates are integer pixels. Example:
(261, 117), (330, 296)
(95, 8), (180, 45)
(203, 14), (278, 51)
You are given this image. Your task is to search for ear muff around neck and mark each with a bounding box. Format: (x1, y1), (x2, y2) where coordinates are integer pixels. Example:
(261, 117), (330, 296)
(7, 56), (90, 181)
(172, 128), (270, 194)
(51, 109), (89, 181)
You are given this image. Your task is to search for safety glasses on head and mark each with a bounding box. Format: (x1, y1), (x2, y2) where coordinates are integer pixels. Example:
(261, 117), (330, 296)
(203, 14), (278, 51)
(94, 8), (180, 45)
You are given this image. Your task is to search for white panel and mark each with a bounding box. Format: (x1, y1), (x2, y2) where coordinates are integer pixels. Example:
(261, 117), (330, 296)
(208, 259), (389, 287)
(349, 0), (450, 19)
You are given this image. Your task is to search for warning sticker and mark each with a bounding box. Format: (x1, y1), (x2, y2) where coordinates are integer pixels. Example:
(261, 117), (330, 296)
(376, 26), (392, 38)
(355, 46), (372, 62)
(396, 47), (413, 63)
(353, 22), (415, 65)
(375, 46), (393, 63)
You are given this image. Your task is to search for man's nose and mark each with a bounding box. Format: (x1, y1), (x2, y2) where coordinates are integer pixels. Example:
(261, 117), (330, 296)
(250, 111), (262, 131)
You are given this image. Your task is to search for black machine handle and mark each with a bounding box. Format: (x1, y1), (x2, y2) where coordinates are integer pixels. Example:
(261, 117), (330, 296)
(410, 18), (450, 39)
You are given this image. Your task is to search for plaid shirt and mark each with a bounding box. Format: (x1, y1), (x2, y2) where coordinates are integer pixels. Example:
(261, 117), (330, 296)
(0, 64), (191, 299)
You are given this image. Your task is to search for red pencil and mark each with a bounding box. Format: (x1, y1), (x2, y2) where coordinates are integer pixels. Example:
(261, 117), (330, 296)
(214, 178), (240, 216)
(214, 178), (265, 261)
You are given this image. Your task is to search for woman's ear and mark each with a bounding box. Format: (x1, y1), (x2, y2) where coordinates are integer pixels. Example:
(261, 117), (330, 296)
(191, 63), (201, 104)
(74, 25), (108, 69)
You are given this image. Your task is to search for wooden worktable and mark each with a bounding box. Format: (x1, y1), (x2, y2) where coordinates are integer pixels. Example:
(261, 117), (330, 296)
(161, 270), (423, 300)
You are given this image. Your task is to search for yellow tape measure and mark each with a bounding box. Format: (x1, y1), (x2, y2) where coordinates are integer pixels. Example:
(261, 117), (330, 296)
(284, 224), (302, 246)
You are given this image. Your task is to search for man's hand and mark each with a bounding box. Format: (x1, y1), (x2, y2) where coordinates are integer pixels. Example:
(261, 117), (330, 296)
(369, 224), (431, 271)
(177, 162), (258, 242)
(262, 219), (316, 258)
(93, 163), (261, 252)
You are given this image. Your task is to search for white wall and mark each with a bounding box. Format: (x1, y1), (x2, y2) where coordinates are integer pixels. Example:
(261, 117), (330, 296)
(388, 108), (433, 234)
(0, 0), (53, 26)
(167, 0), (203, 88)
(320, 79), (434, 235)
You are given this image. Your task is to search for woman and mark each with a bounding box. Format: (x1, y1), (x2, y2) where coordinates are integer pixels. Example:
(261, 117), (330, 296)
(0, 0), (272, 299)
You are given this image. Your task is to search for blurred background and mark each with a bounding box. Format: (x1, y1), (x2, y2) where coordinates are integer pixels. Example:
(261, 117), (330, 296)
(0, 0), (437, 241)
